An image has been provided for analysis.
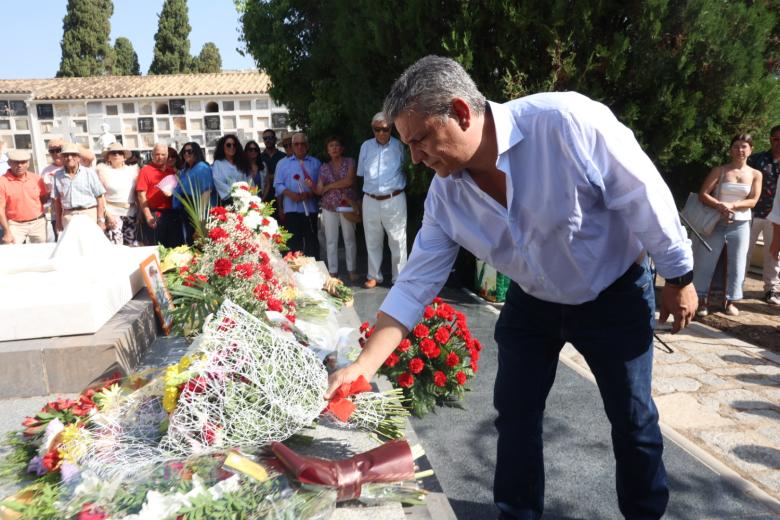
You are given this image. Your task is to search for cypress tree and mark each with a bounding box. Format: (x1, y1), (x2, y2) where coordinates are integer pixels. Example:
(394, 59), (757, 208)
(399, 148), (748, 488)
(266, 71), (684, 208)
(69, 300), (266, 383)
(57, 0), (113, 77)
(194, 42), (222, 73)
(110, 37), (141, 75)
(149, 0), (193, 74)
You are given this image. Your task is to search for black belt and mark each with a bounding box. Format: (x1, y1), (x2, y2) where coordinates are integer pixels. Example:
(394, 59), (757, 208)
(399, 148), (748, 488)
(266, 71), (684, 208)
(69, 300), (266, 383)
(66, 205), (96, 211)
(12, 214), (44, 223)
(366, 189), (403, 201)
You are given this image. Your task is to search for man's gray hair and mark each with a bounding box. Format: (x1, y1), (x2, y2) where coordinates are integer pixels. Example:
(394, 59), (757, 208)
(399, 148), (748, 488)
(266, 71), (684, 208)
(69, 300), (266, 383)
(383, 55), (486, 124)
(371, 112), (387, 125)
(291, 131), (308, 143)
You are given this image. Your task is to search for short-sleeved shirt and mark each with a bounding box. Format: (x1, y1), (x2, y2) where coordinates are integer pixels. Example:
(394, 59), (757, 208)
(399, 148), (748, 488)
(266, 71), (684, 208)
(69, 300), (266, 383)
(53, 166), (105, 210)
(747, 150), (779, 219)
(174, 161), (217, 209)
(261, 149), (286, 177)
(136, 162), (174, 210)
(319, 158), (356, 211)
(274, 155), (321, 214)
(0, 170), (46, 221)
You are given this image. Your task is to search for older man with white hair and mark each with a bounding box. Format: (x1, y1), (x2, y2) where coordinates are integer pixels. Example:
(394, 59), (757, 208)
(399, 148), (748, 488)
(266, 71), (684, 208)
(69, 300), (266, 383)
(357, 112), (408, 288)
(136, 143), (182, 247)
(0, 149), (48, 243)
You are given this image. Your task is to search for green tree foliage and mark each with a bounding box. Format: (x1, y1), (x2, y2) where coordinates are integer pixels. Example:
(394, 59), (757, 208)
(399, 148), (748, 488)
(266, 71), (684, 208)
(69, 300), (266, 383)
(57, 0), (114, 77)
(194, 42), (223, 73)
(239, 0), (780, 198)
(149, 0), (193, 74)
(109, 37), (141, 75)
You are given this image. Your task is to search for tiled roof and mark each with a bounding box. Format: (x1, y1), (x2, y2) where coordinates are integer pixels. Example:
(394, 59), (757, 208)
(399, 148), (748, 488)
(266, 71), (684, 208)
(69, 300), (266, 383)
(0, 71), (271, 100)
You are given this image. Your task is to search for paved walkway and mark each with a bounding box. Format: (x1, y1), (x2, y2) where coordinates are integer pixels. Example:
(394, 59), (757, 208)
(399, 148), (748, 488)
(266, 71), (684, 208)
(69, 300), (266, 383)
(562, 319), (780, 506)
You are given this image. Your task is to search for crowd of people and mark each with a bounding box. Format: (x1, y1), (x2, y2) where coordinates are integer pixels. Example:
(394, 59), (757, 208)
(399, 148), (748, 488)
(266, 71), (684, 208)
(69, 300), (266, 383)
(0, 118), (412, 289)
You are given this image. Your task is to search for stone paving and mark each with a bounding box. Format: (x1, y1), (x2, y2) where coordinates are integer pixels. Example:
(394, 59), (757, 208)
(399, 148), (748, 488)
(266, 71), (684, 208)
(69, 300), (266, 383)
(560, 319), (780, 504)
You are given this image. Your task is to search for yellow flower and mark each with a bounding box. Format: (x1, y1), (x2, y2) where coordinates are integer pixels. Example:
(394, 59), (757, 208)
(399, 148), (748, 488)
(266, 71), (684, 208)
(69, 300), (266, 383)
(59, 424), (89, 463)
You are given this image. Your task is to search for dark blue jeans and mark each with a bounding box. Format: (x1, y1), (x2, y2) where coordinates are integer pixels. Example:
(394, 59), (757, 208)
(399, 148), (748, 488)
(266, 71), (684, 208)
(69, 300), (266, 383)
(493, 260), (668, 520)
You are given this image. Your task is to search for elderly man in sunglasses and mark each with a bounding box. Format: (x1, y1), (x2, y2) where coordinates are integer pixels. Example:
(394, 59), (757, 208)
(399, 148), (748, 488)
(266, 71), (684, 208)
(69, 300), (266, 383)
(357, 112), (408, 288)
(40, 137), (66, 240)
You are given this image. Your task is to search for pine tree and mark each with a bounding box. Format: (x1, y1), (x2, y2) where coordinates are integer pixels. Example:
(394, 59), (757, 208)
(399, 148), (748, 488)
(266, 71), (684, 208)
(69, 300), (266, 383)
(194, 42), (222, 73)
(110, 37), (141, 75)
(57, 0), (114, 77)
(149, 0), (193, 74)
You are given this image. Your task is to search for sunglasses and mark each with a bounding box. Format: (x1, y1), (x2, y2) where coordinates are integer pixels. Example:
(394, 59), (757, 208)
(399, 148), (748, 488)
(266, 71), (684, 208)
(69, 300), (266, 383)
(282, 142), (292, 148)
(109, 151), (124, 156)
(246, 147), (259, 152)
(48, 147), (62, 154)
(182, 149), (194, 155)
(263, 136), (276, 141)
(373, 127), (391, 133)
(224, 142), (236, 149)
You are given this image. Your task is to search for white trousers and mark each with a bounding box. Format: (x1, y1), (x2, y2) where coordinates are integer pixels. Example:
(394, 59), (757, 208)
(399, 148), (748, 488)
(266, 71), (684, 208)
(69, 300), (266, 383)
(362, 192), (407, 283)
(321, 208), (357, 274)
(745, 217), (780, 293)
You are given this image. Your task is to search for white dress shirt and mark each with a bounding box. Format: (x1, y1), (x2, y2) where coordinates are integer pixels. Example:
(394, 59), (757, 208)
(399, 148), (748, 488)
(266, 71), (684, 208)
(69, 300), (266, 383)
(381, 92), (693, 330)
(357, 136), (406, 195)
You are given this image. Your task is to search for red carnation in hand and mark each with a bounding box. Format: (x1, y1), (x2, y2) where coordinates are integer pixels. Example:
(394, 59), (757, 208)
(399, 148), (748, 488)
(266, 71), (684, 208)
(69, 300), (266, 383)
(412, 323), (429, 338)
(408, 357), (425, 374)
(436, 303), (455, 321)
(214, 258), (232, 277)
(433, 371), (447, 387)
(293, 174), (301, 180)
(435, 326), (451, 344)
(208, 226), (229, 242)
(445, 352), (460, 367)
(423, 306), (435, 319)
(384, 352), (400, 367)
(397, 372), (414, 388)
(455, 371), (467, 385)
(472, 339), (483, 352)
(397, 338), (411, 353)
(420, 338), (440, 358)
(360, 321), (370, 333)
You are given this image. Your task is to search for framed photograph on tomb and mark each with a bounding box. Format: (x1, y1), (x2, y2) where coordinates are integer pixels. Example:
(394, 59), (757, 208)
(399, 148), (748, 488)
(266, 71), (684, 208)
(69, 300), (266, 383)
(140, 255), (174, 335)
(138, 117), (154, 133)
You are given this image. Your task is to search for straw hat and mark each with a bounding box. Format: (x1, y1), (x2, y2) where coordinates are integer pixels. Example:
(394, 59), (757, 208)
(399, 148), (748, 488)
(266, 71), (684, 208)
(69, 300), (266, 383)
(59, 142), (81, 155)
(7, 149), (31, 161)
(103, 142), (131, 160)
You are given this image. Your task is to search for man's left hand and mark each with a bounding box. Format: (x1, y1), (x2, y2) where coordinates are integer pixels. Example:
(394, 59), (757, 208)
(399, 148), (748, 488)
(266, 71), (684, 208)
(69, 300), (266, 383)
(659, 283), (698, 333)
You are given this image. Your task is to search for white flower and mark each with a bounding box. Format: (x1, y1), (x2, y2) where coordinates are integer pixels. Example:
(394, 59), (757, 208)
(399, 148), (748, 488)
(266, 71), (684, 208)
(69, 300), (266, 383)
(243, 210), (263, 231)
(230, 181), (251, 197)
(38, 417), (64, 456)
(259, 216), (278, 235)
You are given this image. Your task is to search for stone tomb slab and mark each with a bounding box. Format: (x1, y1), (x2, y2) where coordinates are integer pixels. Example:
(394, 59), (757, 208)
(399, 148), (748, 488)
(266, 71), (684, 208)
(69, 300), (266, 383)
(0, 294), (157, 398)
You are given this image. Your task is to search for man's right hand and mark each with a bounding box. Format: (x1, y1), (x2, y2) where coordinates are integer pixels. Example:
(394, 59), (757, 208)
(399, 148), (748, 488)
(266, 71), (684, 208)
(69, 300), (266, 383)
(2, 232), (15, 244)
(325, 360), (376, 400)
(146, 216), (157, 229)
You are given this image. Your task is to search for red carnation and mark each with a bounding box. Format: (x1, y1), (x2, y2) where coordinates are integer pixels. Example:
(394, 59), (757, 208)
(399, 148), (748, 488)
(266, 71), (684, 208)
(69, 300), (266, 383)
(234, 263), (255, 279)
(435, 326), (451, 345)
(472, 339), (483, 352)
(214, 258), (232, 277)
(293, 174), (300, 180)
(202, 423), (219, 445)
(182, 376), (208, 395)
(397, 372), (414, 388)
(433, 296), (443, 305)
(445, 352), (460, 367)
(179, 265), (189, 274)
(240, 185), (250, 191)
(408, 357), (425, 374)
(77, 503), (109, 520)
(397, 338), (411, 353)
(208, 226), (229, 242)
(420, 338), (440, 359)
(412, 324), (429, 338)
(423, 306), (435, 319)
(266, 298), (283, 312)
(359, 321), (370, 333)
(455, 371), (467, 385)
(384, 352), (400, 367)
(433, 371), (447, 387)
(470, 348), (481, 363)
(436, 304), (455, 321)
(285, 313), (296, 324)
(42, 447), (61, 472)
(471, 359), (479, 373)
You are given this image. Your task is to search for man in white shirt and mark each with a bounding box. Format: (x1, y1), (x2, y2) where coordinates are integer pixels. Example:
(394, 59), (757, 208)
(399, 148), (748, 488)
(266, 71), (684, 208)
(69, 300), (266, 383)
(357, 112), (408, 288)
(328, 56), (698, 520)
(40, 137), (65, 241)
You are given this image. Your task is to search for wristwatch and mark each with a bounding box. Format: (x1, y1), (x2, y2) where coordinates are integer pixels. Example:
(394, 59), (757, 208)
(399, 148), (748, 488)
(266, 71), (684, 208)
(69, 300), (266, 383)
(666, 270), (693, 287)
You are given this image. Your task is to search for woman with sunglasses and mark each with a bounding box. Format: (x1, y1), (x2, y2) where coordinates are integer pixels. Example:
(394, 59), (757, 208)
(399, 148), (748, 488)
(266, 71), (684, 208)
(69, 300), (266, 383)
(212, 134), (251, 205)
(96, 142), (139, 245)
(244, 140), (269, 200)
(174, 142), (216, 244)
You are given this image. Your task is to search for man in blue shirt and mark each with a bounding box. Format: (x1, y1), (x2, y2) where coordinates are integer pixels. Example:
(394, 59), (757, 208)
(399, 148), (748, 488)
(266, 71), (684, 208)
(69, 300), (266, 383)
(274, 132), (321, 258)
(357, 112), (408, 288)
(328, 56), (698, 520)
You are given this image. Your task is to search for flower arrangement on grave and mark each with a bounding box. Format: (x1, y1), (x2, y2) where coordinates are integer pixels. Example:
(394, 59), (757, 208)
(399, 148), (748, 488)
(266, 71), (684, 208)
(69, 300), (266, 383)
(368, 297), (482, 417)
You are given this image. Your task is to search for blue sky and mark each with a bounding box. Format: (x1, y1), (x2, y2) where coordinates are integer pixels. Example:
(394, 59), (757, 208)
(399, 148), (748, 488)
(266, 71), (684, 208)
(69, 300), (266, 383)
(3, 0), (257, 79)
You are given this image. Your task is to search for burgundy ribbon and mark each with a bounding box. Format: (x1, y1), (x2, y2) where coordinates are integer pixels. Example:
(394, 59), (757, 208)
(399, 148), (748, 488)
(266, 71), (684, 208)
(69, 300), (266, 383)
(270, 439), (415, 501)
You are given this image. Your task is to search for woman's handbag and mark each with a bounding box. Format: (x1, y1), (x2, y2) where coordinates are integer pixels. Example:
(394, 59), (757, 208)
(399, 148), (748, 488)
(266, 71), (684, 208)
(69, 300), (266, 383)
(340, 198), (362, 224)
(680, 167), (725, 237)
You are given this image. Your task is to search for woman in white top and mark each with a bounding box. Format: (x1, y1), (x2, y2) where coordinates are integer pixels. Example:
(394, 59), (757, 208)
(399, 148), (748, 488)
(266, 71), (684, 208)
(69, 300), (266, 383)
(96, 142), (139, 245)
(212, 134), (251, 205)
(693, 134), (762, 316)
